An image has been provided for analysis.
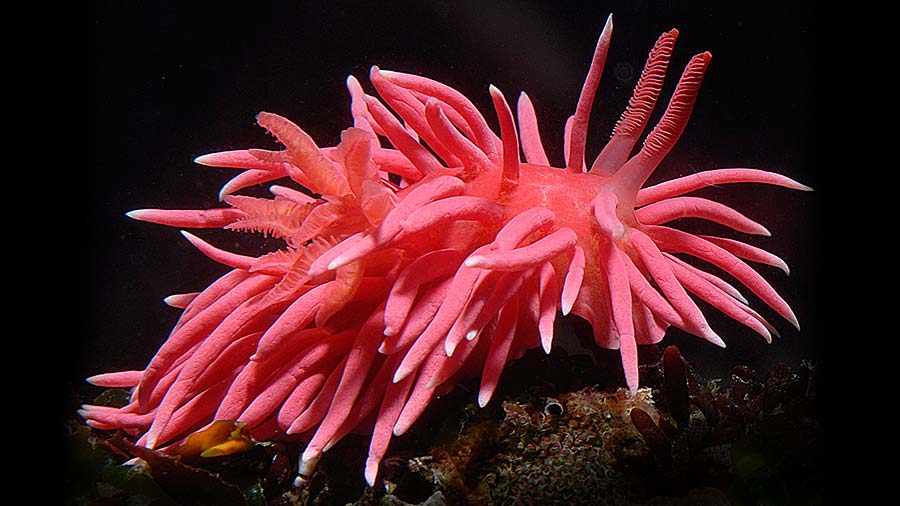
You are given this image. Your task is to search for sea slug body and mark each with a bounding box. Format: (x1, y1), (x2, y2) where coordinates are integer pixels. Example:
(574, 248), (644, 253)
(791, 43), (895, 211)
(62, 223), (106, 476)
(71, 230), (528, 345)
(82, 14), (810, 487)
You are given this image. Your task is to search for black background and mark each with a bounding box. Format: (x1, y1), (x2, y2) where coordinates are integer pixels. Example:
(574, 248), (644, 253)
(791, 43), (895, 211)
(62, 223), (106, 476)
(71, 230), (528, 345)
(68, 0), (826, 463)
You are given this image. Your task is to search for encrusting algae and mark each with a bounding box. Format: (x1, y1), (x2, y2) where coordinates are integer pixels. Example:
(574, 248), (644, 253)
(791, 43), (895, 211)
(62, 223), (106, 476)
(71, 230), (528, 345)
(68, 344), (821, 505)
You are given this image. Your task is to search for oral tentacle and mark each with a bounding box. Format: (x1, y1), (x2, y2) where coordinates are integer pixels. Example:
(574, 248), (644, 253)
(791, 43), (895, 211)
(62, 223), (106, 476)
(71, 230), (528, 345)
(635, 168), (813, 206)
(634, 196), (771, 236)
(666, 259), (774, 342)
(663, 253), (749, 304)
(646, 225), (800, 329)
(601, 241), (639, 394)
(698, 235), (791, 275)
(626, 228), (724, 346)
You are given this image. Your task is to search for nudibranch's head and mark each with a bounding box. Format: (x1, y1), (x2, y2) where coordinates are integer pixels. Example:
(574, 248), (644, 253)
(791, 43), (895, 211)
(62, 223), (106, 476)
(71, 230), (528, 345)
(83, 14), (809, 488)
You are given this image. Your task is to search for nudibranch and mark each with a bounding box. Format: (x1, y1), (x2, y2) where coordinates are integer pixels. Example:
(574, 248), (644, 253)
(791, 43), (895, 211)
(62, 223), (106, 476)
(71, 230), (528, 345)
(81, 15), (810, 486)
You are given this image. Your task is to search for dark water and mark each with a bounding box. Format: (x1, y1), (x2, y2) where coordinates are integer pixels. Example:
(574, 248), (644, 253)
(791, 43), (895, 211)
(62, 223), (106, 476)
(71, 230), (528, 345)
(77, 0), (819, 423)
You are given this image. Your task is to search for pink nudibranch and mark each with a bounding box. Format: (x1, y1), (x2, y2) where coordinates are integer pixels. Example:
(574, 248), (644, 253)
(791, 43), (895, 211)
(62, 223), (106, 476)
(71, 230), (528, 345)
(83, 14), (810, 488)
